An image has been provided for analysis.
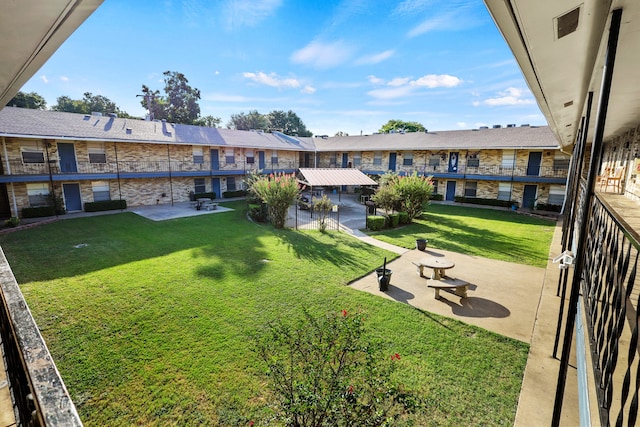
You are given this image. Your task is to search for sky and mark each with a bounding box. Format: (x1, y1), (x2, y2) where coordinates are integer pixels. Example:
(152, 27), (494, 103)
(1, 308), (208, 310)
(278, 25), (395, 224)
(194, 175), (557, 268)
(20, 0), (546, 136)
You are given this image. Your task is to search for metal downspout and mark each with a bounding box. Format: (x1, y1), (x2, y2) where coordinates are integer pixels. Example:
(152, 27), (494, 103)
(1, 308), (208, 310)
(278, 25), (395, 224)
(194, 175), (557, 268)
(552, 8), (623, 426)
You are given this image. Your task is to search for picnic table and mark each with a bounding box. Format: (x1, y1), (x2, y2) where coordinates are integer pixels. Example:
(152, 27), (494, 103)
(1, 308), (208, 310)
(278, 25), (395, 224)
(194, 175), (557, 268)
(413, 257), (455, 280)
(412, 257), (470, 299)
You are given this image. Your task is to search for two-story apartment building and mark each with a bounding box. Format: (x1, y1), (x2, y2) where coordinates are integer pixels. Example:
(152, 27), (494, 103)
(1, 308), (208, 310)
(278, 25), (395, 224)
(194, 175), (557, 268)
(0, 107), (566, 219)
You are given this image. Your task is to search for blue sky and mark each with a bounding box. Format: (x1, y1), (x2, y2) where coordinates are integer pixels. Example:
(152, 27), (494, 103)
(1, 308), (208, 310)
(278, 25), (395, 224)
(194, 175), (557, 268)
(20, 0), (545, 136)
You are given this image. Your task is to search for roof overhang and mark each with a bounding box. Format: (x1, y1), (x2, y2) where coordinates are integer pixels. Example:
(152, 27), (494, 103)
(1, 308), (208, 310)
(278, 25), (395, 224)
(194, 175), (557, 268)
(0, 0), (104, 108)
(483, 0), (640, 150)
(298, 168), (378, 187)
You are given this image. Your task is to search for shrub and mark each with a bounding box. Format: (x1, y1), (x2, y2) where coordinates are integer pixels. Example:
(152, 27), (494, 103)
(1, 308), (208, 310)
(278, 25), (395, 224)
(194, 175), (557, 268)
(313, 194), (334, 232)
(253, 309), (420, 426)
(4, 217), (20, 227)
(22, 205), (56, 218)
(84, 199), (127, 212)
(535, 202), (562, 212)
(223, 190), (246, 198)
(429, 193), (443, 201)
(366, 215), (386, 231)
(250, 173), (299, 229)
(398, 211), (409, 224)
(248, 203), (268, 222)
(388, 213), (400, 227)
(454, 196), (513, 208)
(194, 192), (216, 200)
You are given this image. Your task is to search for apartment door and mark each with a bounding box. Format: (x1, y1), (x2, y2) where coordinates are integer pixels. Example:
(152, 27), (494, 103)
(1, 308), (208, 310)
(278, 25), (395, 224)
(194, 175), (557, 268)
(210, 149), (220, 170)
(341, 153), (349, 168)
(445, 181), (456, 201)
(526, 152), (542, 176)
(58, 143), (77, 173)
(523, 185), (537, 209)
(63, 183), (82, 211)
(388, 152), (397, 171)
(212, 178), (221, 198)
(258, 151), (265, 169)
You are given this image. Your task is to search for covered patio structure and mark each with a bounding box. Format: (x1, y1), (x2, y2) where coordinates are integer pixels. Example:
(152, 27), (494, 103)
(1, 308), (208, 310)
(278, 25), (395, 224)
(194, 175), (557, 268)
(297, 168), (378, 201)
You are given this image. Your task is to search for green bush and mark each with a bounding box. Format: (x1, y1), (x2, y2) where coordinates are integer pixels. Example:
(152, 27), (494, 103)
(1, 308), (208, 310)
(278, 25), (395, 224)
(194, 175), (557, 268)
(223, 190), (246, 198)
(429, 193), (443, 201)
(454, 196), (513, 208)
(194, 192), (216, 200)
(535, 202), (562, 212)
(22, 205), (56, 218)
(366, 215), (386, 231)
(84, 199), (127, 212)
(4, 217), (20, 227)
(398, 211), (409, 224)
(388, 213), (400, 227)
(248, 203), (268, 222)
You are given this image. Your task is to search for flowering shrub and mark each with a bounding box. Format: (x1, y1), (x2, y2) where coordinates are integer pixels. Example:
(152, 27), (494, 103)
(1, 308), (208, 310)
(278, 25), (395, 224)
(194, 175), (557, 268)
(373, 172), (433, 222)
(253, 309), (421, 426)
(249, 173), (299, 228)
(312, 194), (334, 232)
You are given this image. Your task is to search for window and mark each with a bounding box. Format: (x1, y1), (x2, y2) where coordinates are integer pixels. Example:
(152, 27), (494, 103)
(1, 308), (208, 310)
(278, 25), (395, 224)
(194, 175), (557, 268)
(373, 151), (382, 166)
(467, 153), (479, 168)
(225, 148), (234, 164)
(21, 144), (45, 163)
(553, 153), (570, 170)
(88, 143), (107, 163)
(403, 151), (413, 166)
(194, 178), (206, 194)
(464, 181), (477, 197)
(498, 182), (512, 201)
(353, 152), (362, 166)
(227, 177), (237, 191)
(548, 185), (565, 205)
(329, 153), (337, 166)
(193, 146), (204, 164)
(246, 149), (254, 164)
(271, 150), (278, 165)
(429, 155), (440, 167)
(432, 179), (438, 194)
(502, 150), (515, 168)
(26, 183), (49, 206)
(92, 181), (110, 201)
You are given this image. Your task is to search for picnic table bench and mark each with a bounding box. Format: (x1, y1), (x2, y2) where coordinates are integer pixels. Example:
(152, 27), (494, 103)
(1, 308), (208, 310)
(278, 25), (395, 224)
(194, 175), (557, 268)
(427, 278), (470, 299)
(412, 257), (471, 299)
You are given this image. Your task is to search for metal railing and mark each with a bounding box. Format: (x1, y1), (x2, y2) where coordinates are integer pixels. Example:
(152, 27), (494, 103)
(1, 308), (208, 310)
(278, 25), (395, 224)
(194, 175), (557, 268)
(0, 247), (82, 426)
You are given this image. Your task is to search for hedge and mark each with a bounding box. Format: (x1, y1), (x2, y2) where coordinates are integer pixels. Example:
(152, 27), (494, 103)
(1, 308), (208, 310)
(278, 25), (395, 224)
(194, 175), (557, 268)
(454, 196), (514, 208)
(21, 205), (57, 218)
(388, 213), (400, 227)
(429, 193), (444, 201)
(194, 192), (216, 200)
(366, 215), (386, 231)
(535, 202), (562, 212)
(223, 190), (247, 198)
(84, 199), (127, 212)
(398, 211), (409, 224)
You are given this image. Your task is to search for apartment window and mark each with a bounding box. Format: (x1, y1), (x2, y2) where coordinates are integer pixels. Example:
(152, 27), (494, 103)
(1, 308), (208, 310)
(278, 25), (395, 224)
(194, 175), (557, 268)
(432, 179), (438, 194)
(225, 148), (234, 164)
(553, 153), (570, 170)
(548, 185), (565, 205)
(193, 147), (204, 164)
(88, 143), (107, 164)
(227, 177), (237, 191)
(26, 183), (49, 206)
(502, 150), (515, 168)
(353, 152), (362, 166)
(194, 178), (206, 194)
(271, 150), (278, 165)
(373, 151), (382, 166)
(329, 153), (337, 166)
(246, 149), (255, 164)
(403, 151), (413, 166)
(498, 182), (512, 201)
(21, 144), (45, 163)
(464, 181), (477, 197)
(92, 181), (110, 201)
(429, 155), (440, 167)
(467, 154), (479, 168)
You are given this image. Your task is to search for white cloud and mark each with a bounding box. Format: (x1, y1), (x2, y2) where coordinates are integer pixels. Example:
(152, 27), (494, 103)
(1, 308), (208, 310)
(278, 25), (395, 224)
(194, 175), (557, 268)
(40, 75), (49, 84)
(301, 85), (316, 94)
(456, 122), (467, 128)
(393, 0), (432, 15)
(388, 77), (412, 87)
(60, 76), (69, 82)
(355, 50), (395, 65)
(412, 74), (462, 88)
(367, 85), (415, 100)
(407, 14), (454, 37)
(242, 72), (301, 89)
(222, 0), (282, 29)
(367, 75), (384, 85)
(481, 87), (535, 106)
(291, 40), (355, 69)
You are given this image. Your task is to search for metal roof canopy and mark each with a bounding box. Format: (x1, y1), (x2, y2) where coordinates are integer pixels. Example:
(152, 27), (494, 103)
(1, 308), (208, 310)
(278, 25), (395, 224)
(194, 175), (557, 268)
(298, 168), (378, 187)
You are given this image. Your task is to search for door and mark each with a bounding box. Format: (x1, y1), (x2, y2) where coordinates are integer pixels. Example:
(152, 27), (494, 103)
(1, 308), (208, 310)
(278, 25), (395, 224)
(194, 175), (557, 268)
(63, 183), (82, 211)
(58, 143), (77, 173)
(523, 185), (537, 209)
(388, 152), (397, 171)
(212, 178), (221, 199)
(211, 149), (220, 170)
(258, 151), (265, 169)
(448, 152), (459, 172)
(304, 153), (311, 168)
(526, 152), (542, 176)
(342, 153), (349, 168)
(445, 181), (456, 201)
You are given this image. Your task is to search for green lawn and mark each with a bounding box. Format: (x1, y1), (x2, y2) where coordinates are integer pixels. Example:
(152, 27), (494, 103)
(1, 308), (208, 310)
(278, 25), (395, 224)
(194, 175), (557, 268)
(0, 201), (530, 426)
(369, 203), (557, 267)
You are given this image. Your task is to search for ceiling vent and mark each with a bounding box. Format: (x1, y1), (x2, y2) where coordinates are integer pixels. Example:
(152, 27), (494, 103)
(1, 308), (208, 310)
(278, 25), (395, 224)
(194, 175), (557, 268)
(556, 6), (580, 39)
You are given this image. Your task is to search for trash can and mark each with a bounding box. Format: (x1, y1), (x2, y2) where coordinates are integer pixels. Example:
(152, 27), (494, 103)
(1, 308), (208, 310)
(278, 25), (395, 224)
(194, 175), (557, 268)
(416, 239), (427, 251)
(375, 268), (392, 292)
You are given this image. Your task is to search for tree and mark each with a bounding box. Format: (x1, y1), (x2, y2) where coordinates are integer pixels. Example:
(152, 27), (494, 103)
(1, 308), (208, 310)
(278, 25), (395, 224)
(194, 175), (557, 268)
(335, 131), (349, 136)
(51, 92), (124, 116)
(193, 115), (222, 128)
(372, 171), (433, 222)
(140, 71), (201, 124)
(6, 91), (47, 109)
(227, 110), (269, 131)
(379, 119), (426, 133)
(267, 110), (312, 137)
(250, 172), (299, 228)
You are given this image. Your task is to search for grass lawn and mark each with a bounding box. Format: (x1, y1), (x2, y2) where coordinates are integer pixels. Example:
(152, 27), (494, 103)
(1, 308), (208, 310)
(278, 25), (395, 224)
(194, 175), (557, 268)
(0, 201), (529, 426)
(368, 203), (557, 267)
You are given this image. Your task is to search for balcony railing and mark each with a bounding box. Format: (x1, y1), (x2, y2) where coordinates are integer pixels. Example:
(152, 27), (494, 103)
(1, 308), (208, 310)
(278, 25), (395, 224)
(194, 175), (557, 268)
(0, 248), (82, 426)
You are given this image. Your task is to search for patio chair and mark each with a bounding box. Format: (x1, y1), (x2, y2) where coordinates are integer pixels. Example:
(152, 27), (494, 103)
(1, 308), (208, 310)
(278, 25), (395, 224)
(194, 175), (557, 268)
(601, 166), (624, 193)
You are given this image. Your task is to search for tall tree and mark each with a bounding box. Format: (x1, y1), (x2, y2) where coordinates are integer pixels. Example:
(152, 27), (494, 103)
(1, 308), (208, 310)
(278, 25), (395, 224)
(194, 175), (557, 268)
(227, 110), (269, 131)
(51, 92), (124, 115)
(140, 71), (201, 124)
(267, 110), (312, 137)
(193, 115), (222, 128)
(6, 91), (47, 109)
(379, 119), (426, 133)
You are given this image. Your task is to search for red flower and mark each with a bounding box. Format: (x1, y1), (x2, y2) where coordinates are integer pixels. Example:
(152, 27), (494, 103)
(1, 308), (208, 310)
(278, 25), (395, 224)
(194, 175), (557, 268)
(342, 309), (348, 317)
(348, 385), (354, 394)
(249, 421), (254, 426)
(391, 353), (401, 360)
